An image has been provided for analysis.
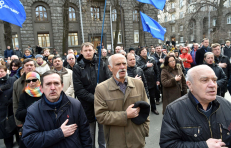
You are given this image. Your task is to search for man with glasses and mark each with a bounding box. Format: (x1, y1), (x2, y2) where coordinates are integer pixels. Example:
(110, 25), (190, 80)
(66, 54), (77, 70)
(53, 56), (74, 97)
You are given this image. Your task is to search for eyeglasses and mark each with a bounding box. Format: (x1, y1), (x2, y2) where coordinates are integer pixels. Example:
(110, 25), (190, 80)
(68, 58), (74, 60)
(169, 60), (175, 63)
(26, 79), (38, 83)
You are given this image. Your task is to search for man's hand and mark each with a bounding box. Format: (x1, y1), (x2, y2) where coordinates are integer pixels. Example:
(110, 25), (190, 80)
(126, 104), (140, 119)
(60, 119), (77, 137)
(159, 59), (164, 63)
(146, 61), (153, 67)
(175, 75), (182, 81)
(156, 81), (160, 85)
(218, 63), (227, 68)
(135, 75), (141, 80)
(206, 138), (227, 148)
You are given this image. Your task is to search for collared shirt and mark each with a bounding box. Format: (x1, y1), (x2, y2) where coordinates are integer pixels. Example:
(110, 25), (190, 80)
(192, 94), (213, 119)
(114, 77), (128, 94)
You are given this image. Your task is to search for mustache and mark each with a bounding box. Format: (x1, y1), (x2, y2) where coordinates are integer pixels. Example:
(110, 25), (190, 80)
(118, 69), (126, 72)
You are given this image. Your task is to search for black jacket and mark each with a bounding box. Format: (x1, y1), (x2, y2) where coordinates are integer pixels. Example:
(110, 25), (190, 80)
(195, 46), (211, 65)
(160, 91), (231, 148)
(14, 50), (23, 58)
(224, 45), (231, 58)
(22, 92), (92, 148)
(205, 63), (227, 95)
(137, 56), (160, 89)
(127, 66), (149, 98)
(15, 92), (41, 123)
(214, 54), (231, 80)
(73, 54), (110, 123)
(66, 62), (77, 71)
(153, 52), (166, 72)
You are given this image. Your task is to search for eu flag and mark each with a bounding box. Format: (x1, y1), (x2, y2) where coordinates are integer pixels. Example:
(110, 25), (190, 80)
(140, 11), (166, 41)
(0, 0), (26, 27)
(137, 0), (166, 10)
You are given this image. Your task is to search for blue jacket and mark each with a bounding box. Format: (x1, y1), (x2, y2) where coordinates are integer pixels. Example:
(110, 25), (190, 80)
(4, 49), (14, 59)
(22, 92), (92, 148)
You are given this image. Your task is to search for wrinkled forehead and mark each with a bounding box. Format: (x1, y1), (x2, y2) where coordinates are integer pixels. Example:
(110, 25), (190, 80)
(194, 68), (216, 79)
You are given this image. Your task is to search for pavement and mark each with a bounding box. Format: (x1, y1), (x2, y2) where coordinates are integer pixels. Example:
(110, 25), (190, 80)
(1, 93), (231, 148)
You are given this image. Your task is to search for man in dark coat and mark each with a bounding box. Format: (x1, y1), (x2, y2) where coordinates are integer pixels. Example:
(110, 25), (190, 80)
(73, 42), (110, 148)
(160, 65), (231, 148)
(195, 38), (211, 65)
(127, 53), (149, 98)
(223, 40), (231, 58)
(22, 71), (92, 148)
(14, 46), (23, 58)
(4, 46), (14, 60)
(137, 47), (160, 115)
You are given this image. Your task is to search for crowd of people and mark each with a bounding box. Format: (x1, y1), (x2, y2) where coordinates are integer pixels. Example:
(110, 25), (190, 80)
(0, 38), (231, 148)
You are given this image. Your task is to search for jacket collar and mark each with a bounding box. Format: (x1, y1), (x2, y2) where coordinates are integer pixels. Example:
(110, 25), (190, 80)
(108, 76), (135, 91)
(41, 91), (70, 111)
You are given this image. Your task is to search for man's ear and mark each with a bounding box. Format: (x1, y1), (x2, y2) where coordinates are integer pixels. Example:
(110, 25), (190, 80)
(108, 65), (113, 72)
(186, 81), (192, 92)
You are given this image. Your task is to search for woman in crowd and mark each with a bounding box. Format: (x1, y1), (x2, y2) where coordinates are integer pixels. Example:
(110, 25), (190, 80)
(168, 51), (185, 74)
(15, 71), (42, 148)
(47, 54), (54, 70)
(20, 48), (35, 62)
(161, 55), (187, 114)
(0, 65), (18, 148)
(204, 52), (227, 97)
(9, 59), (21, 77)
(179, 47), (193, 75)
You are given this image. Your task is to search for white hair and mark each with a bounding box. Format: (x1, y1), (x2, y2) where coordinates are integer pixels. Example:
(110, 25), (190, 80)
(102, 49), (107, 52)
(67, 54), (75, 60)
(108, 54), (127, 68)
(119, 50), (126, 54)
(11, 55), (19, 59)
(115, 46), (121, 50)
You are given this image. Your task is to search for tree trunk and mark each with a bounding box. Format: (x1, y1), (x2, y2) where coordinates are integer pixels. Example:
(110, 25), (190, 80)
(138, 4), (144, 46)
(114, 1), (120, 53)
(62, 0), (69, 54)
(213, 0), (224, 43)
(3, 21), (13, 49)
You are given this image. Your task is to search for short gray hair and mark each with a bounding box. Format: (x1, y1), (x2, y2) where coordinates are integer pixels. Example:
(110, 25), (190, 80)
(108, 54), (126, 68)
(11, 55), (19, 59)
(186, 68), (193, 82)
(102, 49), (107, 53)
(119, 50), (126, 54)
(67, 54), (75, 60)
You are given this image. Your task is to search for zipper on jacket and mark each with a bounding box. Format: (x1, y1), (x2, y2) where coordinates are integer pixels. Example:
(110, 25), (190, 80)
(180, 126), (200, 134)
(196, 105), (220, 138)
(54, 107), (57, 118)
(219, 124), (222, 141)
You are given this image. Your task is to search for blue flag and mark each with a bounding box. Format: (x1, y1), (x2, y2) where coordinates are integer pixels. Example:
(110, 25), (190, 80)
(140, 11), (166, 41)
(0, 0), (26, 27)
(137, 0), (166, 10)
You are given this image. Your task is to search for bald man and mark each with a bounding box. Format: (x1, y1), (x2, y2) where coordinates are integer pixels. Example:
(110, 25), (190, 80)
(160, 65), (231, 148)
(94, 54), (150, 148)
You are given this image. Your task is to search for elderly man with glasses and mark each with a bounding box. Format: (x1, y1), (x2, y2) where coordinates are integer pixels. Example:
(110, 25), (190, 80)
(66, 54), (77, 71)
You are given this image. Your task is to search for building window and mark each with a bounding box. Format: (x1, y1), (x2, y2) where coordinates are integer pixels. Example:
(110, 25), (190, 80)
(227, 15), (231, 24)
(113, 31), (122, 44)
(180, 25), (183, 31)
(68, 33), (78, 46)
(133, 10), (139, 21)
(112, 9), (117, 21)
(134, 30), (139, 43)
(38, 33), (50, 47)
(212, 19), (216, 26)
(164, 16), (167, 22)
(179, 0), (183, 8)
(69, 7), (76, 21)
(179, 12), (184, 18)
(35, 6), (48, 21)
(12, 34), (19, 49)
(171, 14), (175, 21)
(180, 37), (184, 42)
(172, 26), (175, 32)
(228, 30), (231, 37)
(91, 7), (100, 21)
(171, 3), (175, 8)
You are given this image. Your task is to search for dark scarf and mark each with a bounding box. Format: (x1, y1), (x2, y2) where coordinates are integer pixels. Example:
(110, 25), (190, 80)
(83, 56), (96, 64)
(0, 74), (8, 82)
(10, 70), (17, 77)
(24, 54), (32, 58)
(44, 94), (62, 110)
(54, 67), (68, 77)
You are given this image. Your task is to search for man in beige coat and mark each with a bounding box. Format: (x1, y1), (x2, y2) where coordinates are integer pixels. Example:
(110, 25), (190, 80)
(52, 55), (74, 97)
(94, 54), (150, 148)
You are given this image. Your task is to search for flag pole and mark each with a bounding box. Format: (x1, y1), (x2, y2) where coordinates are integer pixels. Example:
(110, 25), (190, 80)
(97, 0), (107, 84)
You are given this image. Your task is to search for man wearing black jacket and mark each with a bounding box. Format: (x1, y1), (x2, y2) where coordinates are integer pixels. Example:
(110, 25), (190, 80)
(137, 47), (160, 115)
(224, 40), (231, 58)
(127, 53), (149, 98)
(195, 38), (211, 65)
(73, 42), (110, 148)
(160, 65), (231, 148)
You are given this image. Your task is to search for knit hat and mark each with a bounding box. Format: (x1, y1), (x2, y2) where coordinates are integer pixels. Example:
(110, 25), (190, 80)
(131, 101), (150, 125)
(26, 72), (41, 81)
(129, 48), (135, 52)
(35, 54), (43, 59)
